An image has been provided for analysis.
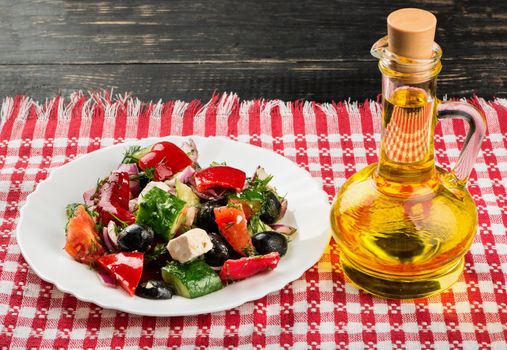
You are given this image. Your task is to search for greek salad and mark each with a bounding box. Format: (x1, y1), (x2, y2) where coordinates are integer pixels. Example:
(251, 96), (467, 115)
(64, 139), (296, 299)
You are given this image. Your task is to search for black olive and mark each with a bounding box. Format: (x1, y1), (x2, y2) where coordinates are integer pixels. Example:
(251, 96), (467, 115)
(195, 205), (219, 233)
(252, 231), (288, 256)
(259, 191), (282, 224)
(206, 197), (228, 206)
(117, 224), (154, 252)
(205, 232), (233, 267)
(139, 176), (150, 194)
(135, 280), (173, 299)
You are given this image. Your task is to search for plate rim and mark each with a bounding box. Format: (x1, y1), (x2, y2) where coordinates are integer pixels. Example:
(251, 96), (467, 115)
(16, 135), (331, 316)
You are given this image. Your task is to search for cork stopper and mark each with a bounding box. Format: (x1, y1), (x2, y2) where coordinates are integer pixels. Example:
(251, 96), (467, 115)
(387, 8), (437, 59)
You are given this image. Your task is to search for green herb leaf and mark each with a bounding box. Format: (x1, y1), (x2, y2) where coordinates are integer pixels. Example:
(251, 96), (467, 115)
(145, 243), (167, 262)
(121, 145), (150, 164)
(66, 203), (99, 220)
(65, 203), (102, 233)
(65, 203), (81, 220)
(145, 169), (156, 180)
(247, 214), (271, 235)
(250, 174), (274, 191)
(142, 167), (156, 181)
(229, 173), (274, 204)
(224, 221), (236, 230)
(209, 161), (227, 167)
(121, 145), (142, 164)
(109, 212), (130, 229)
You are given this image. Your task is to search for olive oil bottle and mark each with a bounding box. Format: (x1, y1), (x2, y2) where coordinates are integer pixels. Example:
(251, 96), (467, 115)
(330, 9), (487, 299)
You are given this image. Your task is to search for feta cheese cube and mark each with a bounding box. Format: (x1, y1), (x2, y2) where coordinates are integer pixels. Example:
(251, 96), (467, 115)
(167, 228), (213, 263)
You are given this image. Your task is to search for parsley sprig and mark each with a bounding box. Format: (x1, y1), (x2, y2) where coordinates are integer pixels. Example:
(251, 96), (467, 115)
(145, 243), (167, 262)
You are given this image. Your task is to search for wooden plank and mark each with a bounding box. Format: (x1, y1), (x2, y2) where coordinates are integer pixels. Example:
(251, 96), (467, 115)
(0, 0), (505, 63)
(0, 61), (503, 102)
(0, 0), (504, 100)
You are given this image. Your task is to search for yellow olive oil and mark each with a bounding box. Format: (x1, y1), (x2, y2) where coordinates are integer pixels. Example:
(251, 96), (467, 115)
(330, 87), (478, 298)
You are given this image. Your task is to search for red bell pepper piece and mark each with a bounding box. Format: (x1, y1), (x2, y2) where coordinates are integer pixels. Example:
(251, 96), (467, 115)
(138, 150), (164, 172)
(65, 205), (105, 265)
(194, 166), (246, 192)
(138, 142), (192, 181)
(96, 171), (136, 225)
(96, 252), (144, 296)
(151, 141), (193, 173)
(214, 206), (255, 256)
(219, 252), (280, 283)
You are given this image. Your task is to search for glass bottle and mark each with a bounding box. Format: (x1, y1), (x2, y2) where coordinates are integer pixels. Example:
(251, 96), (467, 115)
(330, 9), (487, 299)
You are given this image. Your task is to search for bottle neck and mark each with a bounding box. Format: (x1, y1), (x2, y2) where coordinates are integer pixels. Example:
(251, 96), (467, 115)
(376, 74), (438, 184)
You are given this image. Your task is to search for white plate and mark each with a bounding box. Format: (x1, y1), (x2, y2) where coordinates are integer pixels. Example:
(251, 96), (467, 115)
(17, 136), (331, 316)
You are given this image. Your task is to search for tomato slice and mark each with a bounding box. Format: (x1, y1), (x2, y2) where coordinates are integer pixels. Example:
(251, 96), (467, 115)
(214, 206), (255, 256)
(96, 252), (144, 296)
(194, 166), (246, 192)
(219, 252), (280, 283)
(228, 198), (258, 221)
(65, 205), (105, 264)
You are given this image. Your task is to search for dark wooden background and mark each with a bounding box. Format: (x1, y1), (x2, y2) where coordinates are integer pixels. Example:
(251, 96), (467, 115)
(0, 0), (505, 102)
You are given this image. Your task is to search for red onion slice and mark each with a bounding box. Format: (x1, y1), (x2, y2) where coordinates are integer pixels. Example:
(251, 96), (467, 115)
(129, 180), (141, 198)
(128, 198), (138, 212)
(116, 163), (138, 174)
(269, 223), (297, 236)
(83, 187), (96, 206)
(277, 199), (288, 221)
(101, 226), (116, 252)
(97, 269), (117, 288)
(177, 165), (196, 185)
(190, 184), (227, 201)
(107, 221), (119, 247)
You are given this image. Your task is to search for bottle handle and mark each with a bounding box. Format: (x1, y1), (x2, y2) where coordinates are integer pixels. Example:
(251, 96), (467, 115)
(436, 101), (487, 186)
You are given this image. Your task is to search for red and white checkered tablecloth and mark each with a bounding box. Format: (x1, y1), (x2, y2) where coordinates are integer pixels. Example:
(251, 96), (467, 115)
(0, 92), (506, 349)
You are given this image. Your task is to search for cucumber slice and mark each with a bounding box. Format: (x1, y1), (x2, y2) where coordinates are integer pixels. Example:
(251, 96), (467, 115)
(136, 187), (186, 241)
(169, 208), (187, 237)
(161, 260), (223, 298)
(132, 146), (151, 161)
(175, 179), (200, 206)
